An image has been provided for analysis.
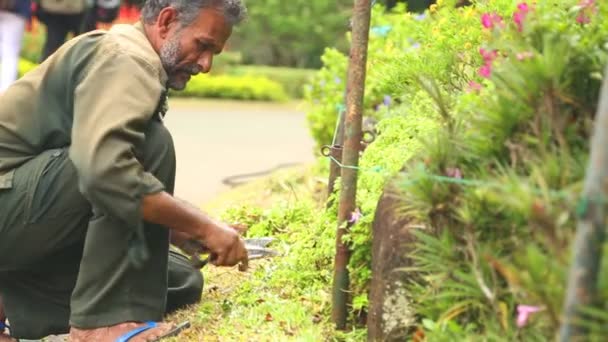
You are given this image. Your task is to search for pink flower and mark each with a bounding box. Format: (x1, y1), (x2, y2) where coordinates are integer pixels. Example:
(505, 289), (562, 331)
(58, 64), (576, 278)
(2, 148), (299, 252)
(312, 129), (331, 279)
(467, 81), (482, 92)
(478, 48), (498, 79)
(479, 48), (498, 63)
(576, 14), (590, 24)
(478, 64), (492, 78)
(516, 51), (534, 60)
(513, 2), (531, 32)
(576, 0), (597, 24)
(513, 12), (526, 32)
(481, 13), (503, 29)
(517, 2), (529, 12)
(481, 13), (493, 29)
(516, 305), (544, 328)
(445, 167), (463, 179)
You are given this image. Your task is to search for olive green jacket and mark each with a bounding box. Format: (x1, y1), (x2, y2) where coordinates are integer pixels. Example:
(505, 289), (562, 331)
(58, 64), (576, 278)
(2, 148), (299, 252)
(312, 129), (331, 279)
(0, 22), (169, 235)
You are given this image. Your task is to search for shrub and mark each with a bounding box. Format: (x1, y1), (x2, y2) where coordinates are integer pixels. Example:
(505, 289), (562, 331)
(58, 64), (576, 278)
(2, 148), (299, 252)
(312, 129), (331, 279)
(394, 0), (608, 338)
(304, 0), (608, 338)
(174, 74), (289, 102)
(226, 65), (316, 98)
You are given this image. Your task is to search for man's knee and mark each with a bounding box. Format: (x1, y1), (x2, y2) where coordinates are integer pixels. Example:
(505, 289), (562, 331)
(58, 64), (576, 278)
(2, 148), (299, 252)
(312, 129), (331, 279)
(166, 251), (204, 314)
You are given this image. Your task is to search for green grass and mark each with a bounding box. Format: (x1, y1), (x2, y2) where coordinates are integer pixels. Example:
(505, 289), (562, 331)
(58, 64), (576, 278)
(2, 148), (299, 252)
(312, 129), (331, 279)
(165, 165), (366, 341)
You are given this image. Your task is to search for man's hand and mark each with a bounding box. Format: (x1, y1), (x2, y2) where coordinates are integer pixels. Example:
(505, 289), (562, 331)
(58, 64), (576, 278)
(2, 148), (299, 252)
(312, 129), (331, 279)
(141, 192), (248, 267)
(201, 221), (247, 267)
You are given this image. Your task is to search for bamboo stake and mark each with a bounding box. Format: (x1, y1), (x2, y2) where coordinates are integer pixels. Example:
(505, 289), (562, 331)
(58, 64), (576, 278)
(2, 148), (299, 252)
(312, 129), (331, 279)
(332, 0), (372, 330)
(559, 65), (608, 340)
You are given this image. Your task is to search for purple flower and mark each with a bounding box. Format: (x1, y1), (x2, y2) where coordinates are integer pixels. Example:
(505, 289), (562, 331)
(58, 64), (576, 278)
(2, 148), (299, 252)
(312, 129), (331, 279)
(414, 13), (426, 21)
(334, 76), (342, 84)
(516, 305), (543, 328)
(411, 42), (421, 50)
(383, 95), (392, 107)
(348, 208), (363, 223)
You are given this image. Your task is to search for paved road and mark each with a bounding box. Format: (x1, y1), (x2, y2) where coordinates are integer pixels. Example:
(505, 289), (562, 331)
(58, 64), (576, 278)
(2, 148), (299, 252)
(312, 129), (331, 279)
(164, 99), (316, 206)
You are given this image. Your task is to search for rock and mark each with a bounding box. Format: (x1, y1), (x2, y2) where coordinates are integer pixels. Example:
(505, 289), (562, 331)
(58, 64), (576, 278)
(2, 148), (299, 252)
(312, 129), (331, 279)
(367, 182), (417, 341)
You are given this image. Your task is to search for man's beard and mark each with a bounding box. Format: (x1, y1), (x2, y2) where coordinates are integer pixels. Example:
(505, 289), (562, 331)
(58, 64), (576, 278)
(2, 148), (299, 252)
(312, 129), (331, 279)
(160, 32), (202, 90)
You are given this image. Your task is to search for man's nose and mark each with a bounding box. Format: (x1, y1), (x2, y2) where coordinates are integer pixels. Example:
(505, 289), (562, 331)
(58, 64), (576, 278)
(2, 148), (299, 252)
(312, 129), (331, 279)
(198, 52), (213, 74)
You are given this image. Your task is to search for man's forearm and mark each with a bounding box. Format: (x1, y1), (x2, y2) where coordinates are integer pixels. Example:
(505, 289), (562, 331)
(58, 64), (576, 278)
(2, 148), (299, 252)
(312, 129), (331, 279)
(141, 191), (247, 267)
(141, 191), (212, 242)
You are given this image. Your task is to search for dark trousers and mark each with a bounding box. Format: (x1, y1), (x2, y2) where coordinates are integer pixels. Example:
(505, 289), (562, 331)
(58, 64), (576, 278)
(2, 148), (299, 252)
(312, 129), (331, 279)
(38, 9), (90, 62)
(0, 121), (203, 339)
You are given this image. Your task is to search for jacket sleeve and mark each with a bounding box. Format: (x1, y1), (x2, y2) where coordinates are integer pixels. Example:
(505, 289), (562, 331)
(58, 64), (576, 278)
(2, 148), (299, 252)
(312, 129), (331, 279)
(70, 48), (166, 229)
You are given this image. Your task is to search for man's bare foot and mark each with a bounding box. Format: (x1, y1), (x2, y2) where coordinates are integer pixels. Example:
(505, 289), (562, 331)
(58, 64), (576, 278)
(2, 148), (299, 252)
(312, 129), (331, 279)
(69, 322), (182, 342)
(0, 334), (15, 342)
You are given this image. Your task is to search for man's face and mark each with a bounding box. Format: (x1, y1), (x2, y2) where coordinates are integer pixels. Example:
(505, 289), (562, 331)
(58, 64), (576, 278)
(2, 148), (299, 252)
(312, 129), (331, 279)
(159, 9), (232, 90)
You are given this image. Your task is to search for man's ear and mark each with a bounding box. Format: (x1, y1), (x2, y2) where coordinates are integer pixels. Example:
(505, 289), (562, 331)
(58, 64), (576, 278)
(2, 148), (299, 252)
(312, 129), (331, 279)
(157, 7), (180, 39)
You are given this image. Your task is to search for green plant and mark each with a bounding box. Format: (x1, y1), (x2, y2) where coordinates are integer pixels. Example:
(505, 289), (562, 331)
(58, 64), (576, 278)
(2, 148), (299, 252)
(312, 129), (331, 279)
(226, 65), (316, 98)
(173, 74), (289, 102)
(302, 0), (608, 339)
(305, 1), (484, 150)
(390, 0), (608, 339)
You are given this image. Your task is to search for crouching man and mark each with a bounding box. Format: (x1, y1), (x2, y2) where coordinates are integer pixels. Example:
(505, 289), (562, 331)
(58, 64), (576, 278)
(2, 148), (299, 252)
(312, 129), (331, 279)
(0, 0), (248, 340)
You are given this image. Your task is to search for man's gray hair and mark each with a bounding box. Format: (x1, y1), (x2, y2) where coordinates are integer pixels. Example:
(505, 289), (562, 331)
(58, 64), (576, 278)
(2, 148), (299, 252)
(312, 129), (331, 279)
(141, 0), (247, 26)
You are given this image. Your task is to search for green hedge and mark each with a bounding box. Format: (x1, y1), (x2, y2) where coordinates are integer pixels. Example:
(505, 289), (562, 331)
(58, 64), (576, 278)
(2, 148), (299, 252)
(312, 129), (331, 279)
(174, 74), (288, 102)
(226, 65), (315, 99)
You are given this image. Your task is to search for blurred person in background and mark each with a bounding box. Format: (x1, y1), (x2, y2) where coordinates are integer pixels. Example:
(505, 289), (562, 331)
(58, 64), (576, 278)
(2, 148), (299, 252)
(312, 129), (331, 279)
(0, 0), (31, 92)
(36, 0), (89, 61)
(82, 0), (122, 32)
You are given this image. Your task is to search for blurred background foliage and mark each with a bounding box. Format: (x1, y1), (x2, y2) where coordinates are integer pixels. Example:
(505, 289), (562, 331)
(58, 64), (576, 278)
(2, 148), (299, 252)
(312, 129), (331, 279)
(18, 0), (440, 101)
